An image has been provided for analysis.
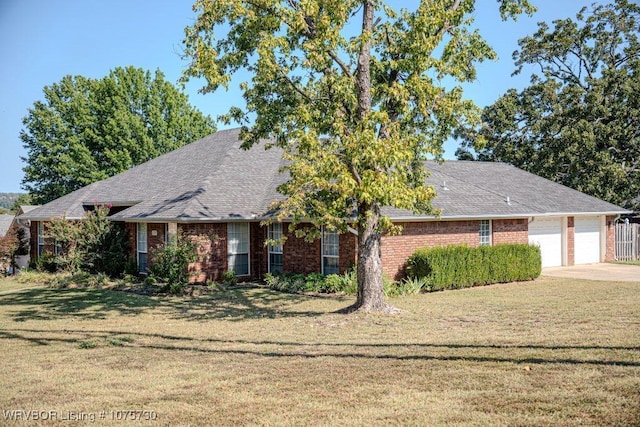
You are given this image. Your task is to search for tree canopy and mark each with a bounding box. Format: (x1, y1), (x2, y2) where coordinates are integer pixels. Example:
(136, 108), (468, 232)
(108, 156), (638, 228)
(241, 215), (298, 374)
(21, 66), (215, 204)
(457, 0), (640, 210)
(183, 0), (533, 312)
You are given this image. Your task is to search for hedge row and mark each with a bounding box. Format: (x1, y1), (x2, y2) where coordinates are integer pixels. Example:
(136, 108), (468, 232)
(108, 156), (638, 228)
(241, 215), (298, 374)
(406, 244), (541, 291)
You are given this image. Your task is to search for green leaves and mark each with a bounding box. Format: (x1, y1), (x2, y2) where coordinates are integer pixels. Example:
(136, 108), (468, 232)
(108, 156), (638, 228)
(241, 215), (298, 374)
(183, 0), (533, 309)
(459, 0), (640, 210)
(21, 66), (215, 203)
(183, 1), (533, 231)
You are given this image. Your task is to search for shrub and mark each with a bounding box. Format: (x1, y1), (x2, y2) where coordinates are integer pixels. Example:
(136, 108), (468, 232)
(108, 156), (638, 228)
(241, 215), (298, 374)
(124, 258), (138, 276)
(31, 253), (61, 273)
(221, 270), (237, 286)
(206, 279), (225, 292)
(42, 205), (129, 276)
(49, 271), (111, 289)
(14, 269), (56, 285)
(263, 269), (357, 295)
(406, 244), (541, 291)
(324, 269), (357, 294)
(149, 232), (198, 286)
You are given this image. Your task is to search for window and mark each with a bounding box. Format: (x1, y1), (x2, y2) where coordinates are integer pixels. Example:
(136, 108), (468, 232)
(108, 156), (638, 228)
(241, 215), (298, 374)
(479, 220), (492, 246)
(137, 223), (148, 274)
(37, 222), (44, 256)
(268, 223), (283, 273)
(228, 223), (249, 275)
(322, 227), (339, 275)
(164, 223), (169, 246)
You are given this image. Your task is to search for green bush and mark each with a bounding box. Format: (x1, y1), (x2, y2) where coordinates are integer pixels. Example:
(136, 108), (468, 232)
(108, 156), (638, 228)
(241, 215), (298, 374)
(263, 269), (357, 295)
(49, 271), (111, 289)
(221, 270), (237, 286)
(39, 205), (129, 277)
(31, 253), (61, 273)
(263, 268), (430, 297)
(149, 232), (198, 287)
(406, 244), (541, 291)
(323, 269), (357, 294)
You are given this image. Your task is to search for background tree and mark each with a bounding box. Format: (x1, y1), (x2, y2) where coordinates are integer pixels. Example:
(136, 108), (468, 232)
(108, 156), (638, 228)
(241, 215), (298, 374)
(0, 226), (27, 275)
(10, 194), (33, 213)
(21, 66), (216, 203)
(457, 0), (640, 210)
(183, 0), (533, 312)
(0, 228), (18, 274)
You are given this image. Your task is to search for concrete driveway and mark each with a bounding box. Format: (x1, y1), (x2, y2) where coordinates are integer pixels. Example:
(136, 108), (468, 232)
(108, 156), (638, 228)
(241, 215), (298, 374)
(542, 263), (640, 282)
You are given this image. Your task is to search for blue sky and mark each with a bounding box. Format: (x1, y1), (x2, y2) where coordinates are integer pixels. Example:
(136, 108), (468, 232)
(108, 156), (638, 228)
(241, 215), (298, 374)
(0, 0), (590, 193)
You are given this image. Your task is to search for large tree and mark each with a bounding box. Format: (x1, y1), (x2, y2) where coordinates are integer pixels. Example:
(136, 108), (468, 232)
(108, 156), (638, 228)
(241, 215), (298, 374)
(21, 66), (215, 203)
(182, 0), (533, 312)
(457, 0), (640, 210)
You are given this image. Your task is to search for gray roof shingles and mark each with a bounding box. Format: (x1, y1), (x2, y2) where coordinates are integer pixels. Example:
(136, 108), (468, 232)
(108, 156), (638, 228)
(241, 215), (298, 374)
(22, 128), (630, 222)
(0, 214), (14, 237)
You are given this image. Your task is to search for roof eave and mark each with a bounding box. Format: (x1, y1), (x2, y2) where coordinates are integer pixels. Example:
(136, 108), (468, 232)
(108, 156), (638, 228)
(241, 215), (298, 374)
(390, 210), (631, 222)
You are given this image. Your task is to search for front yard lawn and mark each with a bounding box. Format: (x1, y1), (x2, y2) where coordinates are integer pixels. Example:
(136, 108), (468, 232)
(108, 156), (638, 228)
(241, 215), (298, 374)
(614, 260), (640, 266)
(0, 275), (638, 425)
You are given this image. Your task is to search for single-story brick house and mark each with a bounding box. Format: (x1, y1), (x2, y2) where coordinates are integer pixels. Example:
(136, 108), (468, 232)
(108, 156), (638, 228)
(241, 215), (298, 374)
(21, 128), (630, 280)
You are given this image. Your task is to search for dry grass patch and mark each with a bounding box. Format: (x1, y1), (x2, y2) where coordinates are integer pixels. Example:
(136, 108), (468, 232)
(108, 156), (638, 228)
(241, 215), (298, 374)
(0, 275), (639, 425)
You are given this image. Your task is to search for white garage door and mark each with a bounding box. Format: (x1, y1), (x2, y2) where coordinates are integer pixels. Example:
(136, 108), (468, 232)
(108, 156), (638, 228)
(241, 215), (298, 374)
(575, 216), (601, 265)
(529, 218), (562, 268)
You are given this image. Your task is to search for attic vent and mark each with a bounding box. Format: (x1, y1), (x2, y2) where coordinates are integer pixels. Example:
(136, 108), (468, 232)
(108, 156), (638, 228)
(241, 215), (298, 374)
(442, 180), (449, 191)
(505, 196), (512, 206)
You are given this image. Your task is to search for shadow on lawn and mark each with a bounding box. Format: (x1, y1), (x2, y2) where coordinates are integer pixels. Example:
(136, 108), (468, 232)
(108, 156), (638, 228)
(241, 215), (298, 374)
(0, 286), (328, 322)
(2, 327), (640, 368)
(0, 288), (157, 321)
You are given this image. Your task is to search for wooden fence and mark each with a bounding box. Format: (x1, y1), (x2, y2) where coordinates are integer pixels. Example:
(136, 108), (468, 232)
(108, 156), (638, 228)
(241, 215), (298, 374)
(615, 222), (639, 261)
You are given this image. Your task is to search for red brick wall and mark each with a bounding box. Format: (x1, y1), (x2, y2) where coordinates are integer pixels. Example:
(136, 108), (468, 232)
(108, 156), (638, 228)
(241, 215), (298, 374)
(29, 221), (56, 259)
(382, 220), (479, 279)
(339, 232), (357, 273)
(180, 223), (227, 282)
(125, 223), (137, 261)
(382, 219), (529, 280)
(492, 219), (528, 245)
(251, 223), (268, 279)
(29, 221), (38, 260)
(567, 217), (575, 266)
(120, 217), (565, 282)
(282, 225), (321, 275)
(146, 224), (167, 270)
(147, 224), (166, 251)
(605, 215), (615, 261)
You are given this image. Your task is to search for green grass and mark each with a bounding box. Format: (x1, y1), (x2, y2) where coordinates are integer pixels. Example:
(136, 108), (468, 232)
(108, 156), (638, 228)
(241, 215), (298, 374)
(0, 274), (639, 425)
(0, 275), (48, 294)
(614, 260), (640, 266)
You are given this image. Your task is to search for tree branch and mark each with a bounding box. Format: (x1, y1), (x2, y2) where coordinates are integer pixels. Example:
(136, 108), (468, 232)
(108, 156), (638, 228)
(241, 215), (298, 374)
(327, 50), (354, 80)
(434, 0), (461, 39)
(278, 70), (312, 101)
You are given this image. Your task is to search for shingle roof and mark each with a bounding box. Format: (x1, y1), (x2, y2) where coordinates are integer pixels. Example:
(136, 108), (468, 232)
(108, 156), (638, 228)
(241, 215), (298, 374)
(0, 214), (14, 237)
(19, 205), (39, 214)
(23, 129), (288, 221)
(22, 128), (629, 222)
(384, 161), (628, 219)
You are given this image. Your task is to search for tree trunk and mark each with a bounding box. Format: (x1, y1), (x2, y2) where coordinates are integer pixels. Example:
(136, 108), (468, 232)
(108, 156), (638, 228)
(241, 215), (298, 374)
(342, 202), (398, 314)
(337, 1), (397, 314)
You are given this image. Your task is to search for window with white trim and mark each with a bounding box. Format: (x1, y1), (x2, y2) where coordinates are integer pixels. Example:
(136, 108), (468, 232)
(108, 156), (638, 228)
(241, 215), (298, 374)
(322, 227), (339, 275)
(479, 220), (492, 246)
(228, 223), (249, 275)
(268, 223), (283, 273)
(37, 222), (45, 256)
(137, 223), (148, 274)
